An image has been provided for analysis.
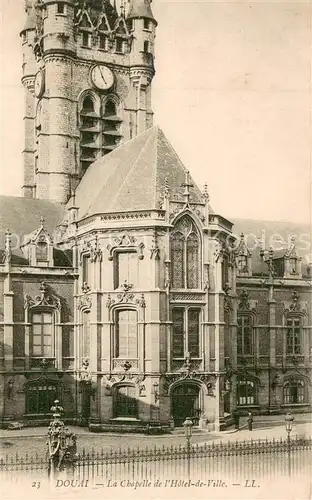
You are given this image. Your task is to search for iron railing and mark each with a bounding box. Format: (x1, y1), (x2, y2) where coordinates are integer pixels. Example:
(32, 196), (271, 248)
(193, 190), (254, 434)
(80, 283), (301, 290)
(1, 436), (311, 483)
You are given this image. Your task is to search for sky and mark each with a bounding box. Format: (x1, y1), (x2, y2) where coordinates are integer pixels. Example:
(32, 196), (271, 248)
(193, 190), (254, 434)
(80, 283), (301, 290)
(0, 0), (311, 225)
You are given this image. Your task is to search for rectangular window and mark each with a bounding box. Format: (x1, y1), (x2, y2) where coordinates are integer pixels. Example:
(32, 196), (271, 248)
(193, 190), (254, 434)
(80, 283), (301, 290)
(99, 34), (107, 50)
(116, 38), (123, 53)
(82, 254), (90, 284)
(188, 309), (200, 357)
(237, 315), (253, 355)
(172, 308), (201, 358)
(238, 255), (248, 273)
(114, 251), (137, 289)
(115, 310), (138, 358)
(82, 31), (90, 47)
(143, 19), (150, 30)
(83, 311), (90, 359)
(221, 254), (229, 290)
(172, 308), (184, 358)
(237, 380), (255, 405)
(286, 318), (301, 355)
(144, 41), (150, 53)
(31, 312), (53, 357)
(57, 3), (65, 14)
(36, 241), (48, 262)
(27, 384), (59, 414)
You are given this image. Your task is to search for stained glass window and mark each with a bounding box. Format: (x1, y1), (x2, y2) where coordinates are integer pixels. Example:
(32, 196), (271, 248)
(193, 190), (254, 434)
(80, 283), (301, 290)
(171, 232), (184, 289)
(171, 216), (200, 289)
(286, 317), (301, 355)
(187, 233), (199, 288)
(188, 309), (200, 357)
(172, 308), (184, 357)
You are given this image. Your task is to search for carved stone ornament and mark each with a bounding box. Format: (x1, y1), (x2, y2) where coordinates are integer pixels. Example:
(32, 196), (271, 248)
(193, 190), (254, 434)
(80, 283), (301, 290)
(80, 235), (102, 264)
(77, 294), (92, 310)
(24, 282), (61, 310)
(107, 233), (144, 260)
(283, 290), (307, 315)
(238, 289), (257, 311)
(224, 284), (233, 313)
(163, 371), (216, 397)
(150, 236), (160, 260)
(103, 373), (145, 393)
(116, 281), (135, 303)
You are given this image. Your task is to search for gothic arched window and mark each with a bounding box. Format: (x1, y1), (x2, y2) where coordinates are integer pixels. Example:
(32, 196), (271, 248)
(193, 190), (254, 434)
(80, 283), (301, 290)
(171, 216), (200, 289)
(80, 94), (100, 175)
(237, 377), (257, 406)
(102, 98), (122, 154)
(283, 378), (305, 404)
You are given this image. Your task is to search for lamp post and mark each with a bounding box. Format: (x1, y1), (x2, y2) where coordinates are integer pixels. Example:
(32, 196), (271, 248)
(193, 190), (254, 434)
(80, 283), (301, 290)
(183, 417), (193, 481)
(285, 412), (294, 477)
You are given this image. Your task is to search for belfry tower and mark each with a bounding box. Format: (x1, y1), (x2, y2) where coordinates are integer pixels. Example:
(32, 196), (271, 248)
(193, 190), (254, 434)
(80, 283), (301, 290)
(20, 0), (157, 203)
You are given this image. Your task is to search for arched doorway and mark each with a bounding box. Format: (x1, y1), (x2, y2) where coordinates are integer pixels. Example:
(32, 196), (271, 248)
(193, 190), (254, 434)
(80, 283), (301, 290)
(171, 383), (201, 427)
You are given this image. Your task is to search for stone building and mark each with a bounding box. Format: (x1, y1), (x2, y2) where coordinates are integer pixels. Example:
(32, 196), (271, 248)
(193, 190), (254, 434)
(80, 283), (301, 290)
(0, 0), (311, 431)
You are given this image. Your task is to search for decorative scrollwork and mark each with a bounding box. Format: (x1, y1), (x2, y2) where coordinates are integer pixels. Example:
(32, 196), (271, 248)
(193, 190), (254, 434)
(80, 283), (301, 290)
(24, 282), (61, 310)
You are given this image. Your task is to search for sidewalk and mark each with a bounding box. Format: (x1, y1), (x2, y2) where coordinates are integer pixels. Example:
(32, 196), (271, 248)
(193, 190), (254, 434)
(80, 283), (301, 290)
(212, 421), (312, 444)
(0, 413), (311, 440)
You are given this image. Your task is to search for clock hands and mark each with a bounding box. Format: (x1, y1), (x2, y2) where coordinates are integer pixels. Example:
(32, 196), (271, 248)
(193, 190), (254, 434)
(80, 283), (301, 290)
(99, 66), (107, 85)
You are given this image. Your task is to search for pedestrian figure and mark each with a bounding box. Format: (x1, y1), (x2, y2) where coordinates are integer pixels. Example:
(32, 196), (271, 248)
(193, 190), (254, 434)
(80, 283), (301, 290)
(247, 411), (253, 431)
(232, 410), (240, 430)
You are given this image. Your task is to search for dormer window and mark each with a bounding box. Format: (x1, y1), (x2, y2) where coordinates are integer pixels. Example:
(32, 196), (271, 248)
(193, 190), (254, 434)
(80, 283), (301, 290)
(82, 32), (91, 48)
(116, 38), (124, 53)
(20, 220), (54, 267)
(99, 34), (108, 50)
(289, 258), (297, 274)
(143, 19), (150, 30)
(36, 239), (48, 262)
(238, 255), (248, 273)
(235, 233), (252, 276)
(57, 3), (66, 14)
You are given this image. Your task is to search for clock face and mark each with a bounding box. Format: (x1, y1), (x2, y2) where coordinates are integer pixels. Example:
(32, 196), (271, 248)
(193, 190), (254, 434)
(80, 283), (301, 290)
(34, 70), (45, 98)
(90, 65), (114, 90)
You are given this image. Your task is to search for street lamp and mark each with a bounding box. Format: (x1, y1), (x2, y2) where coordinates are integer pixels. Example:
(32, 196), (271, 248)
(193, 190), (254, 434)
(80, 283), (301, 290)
(183, 417), (193, 481)
(285, 412), (294, 477)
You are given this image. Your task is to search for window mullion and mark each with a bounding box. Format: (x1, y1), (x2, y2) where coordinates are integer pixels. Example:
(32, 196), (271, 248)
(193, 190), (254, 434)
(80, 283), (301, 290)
(183, 309), (188, 356)
(184, 240), (187, 289)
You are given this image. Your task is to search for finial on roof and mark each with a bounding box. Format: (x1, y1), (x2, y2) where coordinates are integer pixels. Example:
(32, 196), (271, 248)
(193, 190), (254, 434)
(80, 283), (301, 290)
(120, 0), (125, 16)
(40, 216), (45, 228)
(164, 175), (170, 198)
(4, 229), (12, 264)
(202, 183), (210, 202)
(240, 232), (245, 240)
(181, 170), (193, 205)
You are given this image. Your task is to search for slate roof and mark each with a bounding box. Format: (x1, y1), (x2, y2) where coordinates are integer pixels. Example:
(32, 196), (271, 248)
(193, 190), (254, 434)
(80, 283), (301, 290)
(127, 0), (156, 22)
(0, 196), (65, 263)
(231, 218), (311, 275)
(74, 125), (204, 220)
